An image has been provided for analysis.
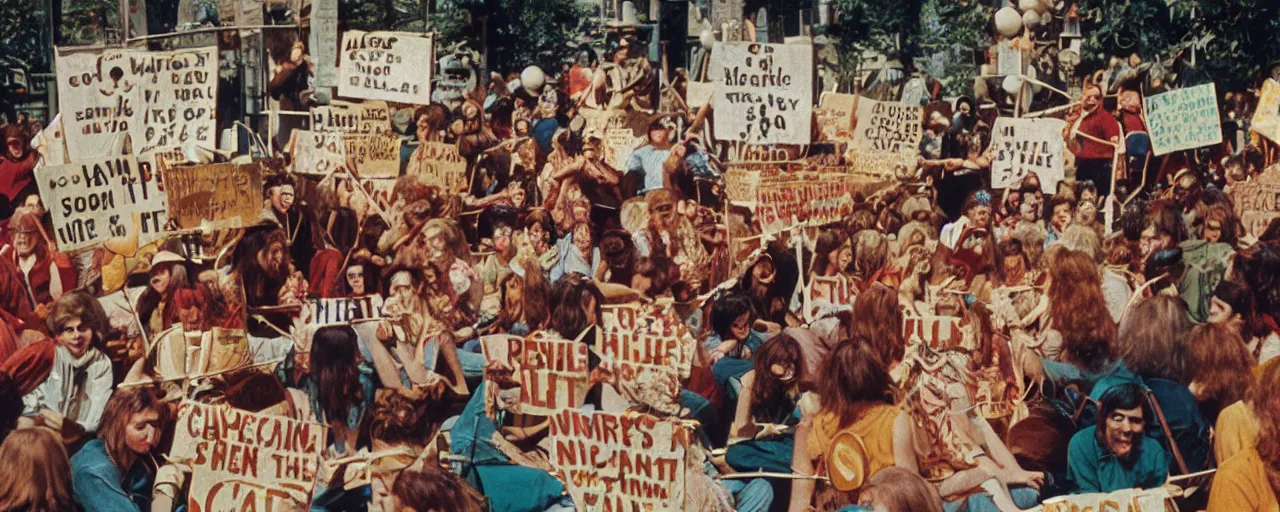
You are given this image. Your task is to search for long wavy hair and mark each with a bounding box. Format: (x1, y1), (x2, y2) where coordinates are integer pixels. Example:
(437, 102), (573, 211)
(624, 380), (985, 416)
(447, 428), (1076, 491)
(1048, 249), (1117, 373)
(310, 326), (365, 427)
(817, 339), (894, 430)
(811, 229), (846, 278)
(0, 428), (74, 512)
(1250, 361), (1280, 499)
(1118, 295), (1194, 382)
(98, 386), (169, 479)
(1184, 323), (1254, 422)
(548, 273), (603, 341)
(850, 283), (904, 366)
(750, 333), (808, 423)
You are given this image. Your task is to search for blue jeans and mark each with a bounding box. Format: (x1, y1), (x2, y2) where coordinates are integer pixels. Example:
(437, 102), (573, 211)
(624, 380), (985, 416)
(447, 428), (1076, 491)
(722, 478), (774, 512)
(943, 487), (1040, 512)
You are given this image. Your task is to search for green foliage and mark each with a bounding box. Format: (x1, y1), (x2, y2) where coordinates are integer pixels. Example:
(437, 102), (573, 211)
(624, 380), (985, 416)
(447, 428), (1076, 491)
(822, 0), (920, 78)
(919, 0), (991, 97)
(1185, 0), (1280, 91)
(1078, 0), (1185, 74)
(430, 0), (592, 75)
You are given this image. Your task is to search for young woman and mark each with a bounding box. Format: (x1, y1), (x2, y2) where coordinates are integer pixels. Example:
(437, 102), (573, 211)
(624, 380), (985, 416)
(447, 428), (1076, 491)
(789, 341), (918, 512)
(71, 386), (168, 512)
(550, 221), (601, 283)
(390, 466), (485, 512)
(23, 290), (114, 436)
(1185, 323), (1255, 424)
(849, 283), (905, 372)
(0, 427), (75, 512)
(727, 334), (809, 473)
(707, 293), (768, 397)
(855, 467), (945, 512)
(1038, 248), (1115, 362)
(1206, 361), (1280, 512)
(134, 251), (192, 336)
(810, 229), (851, 279)
(547, 272), (604, 342)
(307, 325), (376, 455)
(492, 268), (550, 336)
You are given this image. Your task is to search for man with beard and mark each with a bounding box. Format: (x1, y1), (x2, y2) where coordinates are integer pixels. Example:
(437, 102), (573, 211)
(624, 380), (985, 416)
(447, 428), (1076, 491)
(231, 225), (297, 338)
(1065, 384), (1169, 493)
(262, 174), (316, 279)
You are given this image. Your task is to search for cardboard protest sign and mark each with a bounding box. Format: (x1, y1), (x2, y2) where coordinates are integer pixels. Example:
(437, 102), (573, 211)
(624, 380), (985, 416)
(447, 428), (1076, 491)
(853, 97), (924, 156)
(195, 327), (253, 375)
(309, 295), (385, 327)
(803, 274), (856, 322)
(37, 156), (164, 252)
(597, 304), (697, 413)
(755, 176), (855, 233)
(1230, 164), (1280, 237)
(338, 31), (434, 104)
(604, 127), (646, 170)
(291, 130), (401, 179)
(1144, 83), (1222, 156)
(1041, 487), (1172, 512)
(56, 46), (218, 161)
(171, 401), (326, 511)
(816, 92), (857, 142)
(163, 162), (264, 229)
(990, 117), (1067, 192)
(406, 141), (468, 193)
(549, 409), (691, 511)
(485, 330), (590, 415)
(903, 315), (966, 351)
(309, 101), (392, 134)
(308, 0), (340, 88)
(711, 42), (813, 144)
(1252, 78), (1280, 143)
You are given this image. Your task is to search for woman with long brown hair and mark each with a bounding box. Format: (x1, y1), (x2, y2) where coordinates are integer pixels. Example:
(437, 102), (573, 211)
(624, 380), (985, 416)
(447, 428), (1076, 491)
(788, 340), (917, 512)
(849, 283), (904, 370)
(810, 229), (850, 279)
(726, 333), (809, 473)
(1207, 361), (1280, 511)
(0, 427), (75, 512)
(1185, 322), (1255, 424)
(1040, 248), (1115, 362)
(71, 386), (168, 511)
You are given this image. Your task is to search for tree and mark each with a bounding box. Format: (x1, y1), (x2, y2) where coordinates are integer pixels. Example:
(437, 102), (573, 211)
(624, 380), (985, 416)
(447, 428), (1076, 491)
(430, 0), (592, 75)
(918, 0), (991, 97)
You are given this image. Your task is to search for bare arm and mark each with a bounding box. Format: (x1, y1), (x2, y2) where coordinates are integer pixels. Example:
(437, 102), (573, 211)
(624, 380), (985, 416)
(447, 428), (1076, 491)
(729, 371), (757, 442)
(788, 420), (817, 512)
(364, 334), (406, 389)
(892, 410), (919, 474)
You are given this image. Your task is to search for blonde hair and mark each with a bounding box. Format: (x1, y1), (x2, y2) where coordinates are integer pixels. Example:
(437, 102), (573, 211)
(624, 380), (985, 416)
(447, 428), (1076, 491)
(0, 428), (74, 512)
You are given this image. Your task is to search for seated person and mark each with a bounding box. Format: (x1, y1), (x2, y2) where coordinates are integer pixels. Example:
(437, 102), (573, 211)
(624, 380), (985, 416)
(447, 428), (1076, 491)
(1066, 384), (1169, 494)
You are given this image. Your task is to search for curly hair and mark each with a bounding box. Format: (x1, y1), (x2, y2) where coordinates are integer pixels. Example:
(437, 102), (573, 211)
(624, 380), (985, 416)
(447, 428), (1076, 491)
(1048, 249), (1116, 373)
(47, 290), (110, 351)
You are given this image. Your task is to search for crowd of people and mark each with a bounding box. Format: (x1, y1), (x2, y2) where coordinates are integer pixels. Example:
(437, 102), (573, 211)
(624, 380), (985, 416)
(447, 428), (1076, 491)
(0, 28), (1279, 512)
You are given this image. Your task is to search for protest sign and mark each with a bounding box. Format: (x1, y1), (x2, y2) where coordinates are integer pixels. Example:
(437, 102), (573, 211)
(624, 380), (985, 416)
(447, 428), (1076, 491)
(163, 162), (264, 229)
(685, 81), (715, 109)
(903, 315), (966, 351)
(604, 127), (645, 170)
(309, 101), (392, 134)
(1145, 83), (1222, 156)
(171, 401), (326, 511)
(711, 42), (813, 144)
(407, 141), (468, 192)
(847, 149), (906, 181)
(990, 117), (1067, 192)
(816, 92), (857, 142)
(997, 40), (1021, 76)
(549, 409), (691, 511)
(1252, 79), (1280, 143)
(1041, 487), (1172, 512)
(803, 274), (856, 322)
(755, 176), (855, 233)
(1230, 164), (1280, 237)
(309, 0), (340, 88)
(309, 295), (385, 327)
(338, 31), (434, 104)
(853, 97), (924, 155)
(36, 156), (166, 252)
(597, 304), (697, 413)
(488, 330), (590, 415)
(56, 46), (219, 161)
(291, 130), (401, 179)
(195, 327), (253, 375)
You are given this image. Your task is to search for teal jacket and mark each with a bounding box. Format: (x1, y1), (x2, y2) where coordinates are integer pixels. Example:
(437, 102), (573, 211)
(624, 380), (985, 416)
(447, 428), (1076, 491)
(1066, 426), (1169, 494)
(71, 439), (152, 512)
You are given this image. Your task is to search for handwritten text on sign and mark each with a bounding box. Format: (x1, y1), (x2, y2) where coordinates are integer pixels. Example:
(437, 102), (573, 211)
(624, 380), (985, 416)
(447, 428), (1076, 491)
(292, 130), (401, 179)
(163, 163), (264, 229)
(550, 410), (690, 512)
(338, 31), (434, 104)
(499, 331), (590, 415)
(1230, 164), (1280, 237)
(171, 401), (325, 512)
(816, 92), (857, 142)
(853, 98), (923, 155)
(712, 42), (813, 144)
(37, 157), (139, 252)
(309, 101), (391, 134)
(1253, 79), (1280, 143)
(804, 275), (856, 321)
(990, 117), (1066, 192)
(756, 177), (855, 233)
(1145, 83), (1222, 156)
(597, 305), (696, 413)
(310, 295), (384, 327)
(408, 142), (468, 193)
(56, 47), (218, 161)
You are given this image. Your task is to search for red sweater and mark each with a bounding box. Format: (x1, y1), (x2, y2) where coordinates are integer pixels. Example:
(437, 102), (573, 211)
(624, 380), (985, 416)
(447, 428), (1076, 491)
(1074, 109), (1121, 161)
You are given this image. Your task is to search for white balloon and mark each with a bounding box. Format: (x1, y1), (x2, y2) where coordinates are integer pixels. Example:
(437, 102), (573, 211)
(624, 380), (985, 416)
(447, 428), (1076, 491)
(1002, 74), (1023, 95)
(700, 29), (716, 50)
(1022, 10), (1041, 28)
(521, 66), (546, 94)
(995, 7), (1023, 37)
(1018, 0), (1041, 13)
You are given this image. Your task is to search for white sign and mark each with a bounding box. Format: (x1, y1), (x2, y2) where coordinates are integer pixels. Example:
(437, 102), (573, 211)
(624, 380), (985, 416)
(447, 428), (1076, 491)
(309, 295), (384, 326)
(56, 47), (219, 161)
(309, 101), (392, 134)
(1145, 83), (1222, 156)
(990, 117), (1067, 192)
(711, 42), (813, 144)
(290, 130), (401, 179)
(997, 41), (1021, 77)
(1253, 79), (1280, 143)
(338, 31), (434, 104)
(37, 156), (166, 252)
